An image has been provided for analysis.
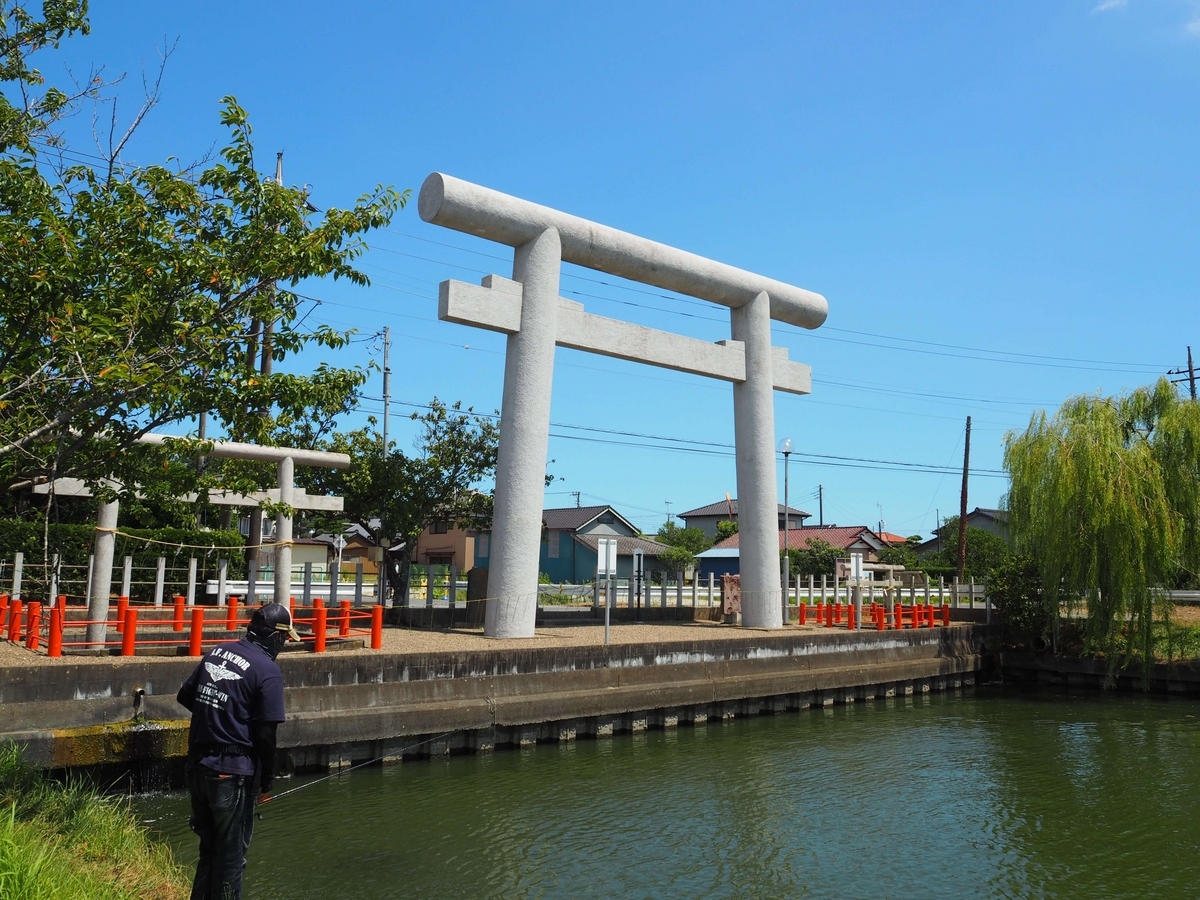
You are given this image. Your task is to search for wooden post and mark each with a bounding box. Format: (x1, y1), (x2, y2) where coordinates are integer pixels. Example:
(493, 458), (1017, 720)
(186, 558), (198, 607)
(154, 557), (166, 608)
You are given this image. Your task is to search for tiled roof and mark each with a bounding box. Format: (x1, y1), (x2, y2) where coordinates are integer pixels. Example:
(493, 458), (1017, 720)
(541, 505), (634, 532)
(679, 499), (810, 519)
(877, 532), (909, 546)
(715, 525), (884, 551)
(971, 507), (1008, 521)
(573, 533), (671, 556)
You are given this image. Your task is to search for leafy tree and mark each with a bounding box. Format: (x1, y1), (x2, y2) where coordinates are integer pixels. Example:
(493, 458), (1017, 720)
(989, 554), (1049, 649)
(922, 521), (1010, 579)
(656, 544), (696, 576)
(297, 399), (499, 599)
(785, 538), (840, 581)
(655, 521), (711, 554)
(1004, 379), (1200, 668)
(0, 3), (403, 510)
(715, 519), (738, 543)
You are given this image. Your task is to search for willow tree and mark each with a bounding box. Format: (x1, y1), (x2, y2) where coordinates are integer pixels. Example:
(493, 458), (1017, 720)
(1003, 379), (1200, 666)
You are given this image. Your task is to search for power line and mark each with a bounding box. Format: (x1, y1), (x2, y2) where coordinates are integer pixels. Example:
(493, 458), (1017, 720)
(371, 230), (1167, 373)
(359, 395), (1008, 478)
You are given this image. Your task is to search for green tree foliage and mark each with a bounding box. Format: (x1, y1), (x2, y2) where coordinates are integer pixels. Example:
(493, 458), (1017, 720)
(298, 400), (499, 596)
(921, 520), (1010, 579)
(784, 538), (840, 580)
(655, 521), (711, 554)
(989, 555), (1049, 648)
(1004, 379), (1200, 666)
(653, 522), (711, 574)
(715, 519), (738, 543)
(0, 3), (403, 504)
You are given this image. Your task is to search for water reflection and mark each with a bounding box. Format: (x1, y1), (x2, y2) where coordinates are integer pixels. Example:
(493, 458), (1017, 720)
(134, 690), (1200, 899)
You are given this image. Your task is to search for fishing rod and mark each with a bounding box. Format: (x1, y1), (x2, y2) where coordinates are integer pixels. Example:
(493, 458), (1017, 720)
(258, 730), (459, 808)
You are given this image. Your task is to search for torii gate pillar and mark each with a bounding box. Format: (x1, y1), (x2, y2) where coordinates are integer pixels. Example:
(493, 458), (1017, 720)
(485, 227), (562, 636)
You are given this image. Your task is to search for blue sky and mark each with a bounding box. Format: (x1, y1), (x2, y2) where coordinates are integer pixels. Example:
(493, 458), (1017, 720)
(45, 1), (1199, 536)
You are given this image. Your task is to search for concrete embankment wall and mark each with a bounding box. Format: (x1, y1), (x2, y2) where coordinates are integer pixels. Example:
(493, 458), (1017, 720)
(1, 625), (990, 777)
(1001, 651), (1200, 695)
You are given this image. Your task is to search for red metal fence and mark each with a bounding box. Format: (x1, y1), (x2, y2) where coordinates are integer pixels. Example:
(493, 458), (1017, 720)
(0, 593), (383, 657)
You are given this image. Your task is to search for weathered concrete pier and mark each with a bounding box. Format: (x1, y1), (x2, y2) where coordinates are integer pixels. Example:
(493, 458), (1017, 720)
(0, 623), (989, 779)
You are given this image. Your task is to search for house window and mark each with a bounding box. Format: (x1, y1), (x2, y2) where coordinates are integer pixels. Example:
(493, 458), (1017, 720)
(478, 534), (489, 557)
(548, 530), (560, 559)
(598, 514), (615, 525)
(431, 521), (449, 534)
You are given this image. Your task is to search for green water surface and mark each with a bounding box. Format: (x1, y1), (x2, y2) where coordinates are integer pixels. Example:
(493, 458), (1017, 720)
(134, 690), (1200, 899)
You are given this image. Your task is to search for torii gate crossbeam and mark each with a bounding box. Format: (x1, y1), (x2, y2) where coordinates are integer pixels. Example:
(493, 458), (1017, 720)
(419, 173), (828, 637)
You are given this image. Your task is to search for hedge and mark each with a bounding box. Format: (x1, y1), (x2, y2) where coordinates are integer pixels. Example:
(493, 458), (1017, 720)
(0, 520), (245, 601)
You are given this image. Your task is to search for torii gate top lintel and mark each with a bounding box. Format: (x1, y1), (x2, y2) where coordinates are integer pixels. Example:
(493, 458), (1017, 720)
(419, 172), (828, 330)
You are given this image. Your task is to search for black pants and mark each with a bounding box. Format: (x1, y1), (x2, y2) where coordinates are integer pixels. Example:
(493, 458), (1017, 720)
(187, 762), (258, 900)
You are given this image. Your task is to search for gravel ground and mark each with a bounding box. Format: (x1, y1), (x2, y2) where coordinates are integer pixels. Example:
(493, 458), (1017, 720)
(0, 618), (830, 668)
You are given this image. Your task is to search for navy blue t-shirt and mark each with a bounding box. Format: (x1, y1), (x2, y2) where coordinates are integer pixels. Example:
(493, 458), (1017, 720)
(178, 639), (286, 776)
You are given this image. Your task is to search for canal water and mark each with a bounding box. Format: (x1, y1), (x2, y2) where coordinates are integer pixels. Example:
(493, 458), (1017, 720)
(134, 689), (1200, 899)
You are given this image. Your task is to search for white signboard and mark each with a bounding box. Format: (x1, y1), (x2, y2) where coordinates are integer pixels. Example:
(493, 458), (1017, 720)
(597, 538), (619, 577)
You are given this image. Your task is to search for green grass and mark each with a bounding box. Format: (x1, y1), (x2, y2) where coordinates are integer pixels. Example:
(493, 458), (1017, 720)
(1154, 622), (1200, 663)
(0, 743), (188, 900)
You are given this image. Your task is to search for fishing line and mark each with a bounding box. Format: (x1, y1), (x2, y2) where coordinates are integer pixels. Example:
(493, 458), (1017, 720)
(257, 729), (459, 810)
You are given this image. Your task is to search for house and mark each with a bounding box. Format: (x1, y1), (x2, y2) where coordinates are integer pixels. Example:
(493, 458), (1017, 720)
(697, 524), (888, 580)
(916, 507), (1010, 558)
(474, 504), (670, 582)
(258, 537), (331, 575)
(877, 531), (910, 547)
(413, 521), (476, 570)
(680, 499), (811, 541)
(313, 523), (380, 575)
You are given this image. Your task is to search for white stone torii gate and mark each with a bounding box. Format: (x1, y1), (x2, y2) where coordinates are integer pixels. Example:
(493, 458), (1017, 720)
(418, 173), (828, 638)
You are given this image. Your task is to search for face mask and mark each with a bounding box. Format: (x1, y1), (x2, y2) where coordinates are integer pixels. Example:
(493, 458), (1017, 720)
(248, 629), (284, 661)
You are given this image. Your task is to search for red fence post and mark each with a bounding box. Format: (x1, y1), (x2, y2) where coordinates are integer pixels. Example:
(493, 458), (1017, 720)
(339, 600), (351, 638)
(189, 607), (204, 657)
(173, 595), (185, 632)
(798, 602), (807, 626)
(24, 602), (41, 650)
(121, 607), (138, 656)
(48, 605), (63, 657)
(370, 604), (383, 650)
(941, 603), (951, 627)
(226, 596), (238, 632)
(116, 596), (128, 633)
(314, 605), (327, 653)
(8, 599), (21, 642)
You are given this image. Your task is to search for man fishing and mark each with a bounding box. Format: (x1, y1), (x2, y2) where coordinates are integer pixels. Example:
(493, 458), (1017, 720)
(177, 602), (298, 900)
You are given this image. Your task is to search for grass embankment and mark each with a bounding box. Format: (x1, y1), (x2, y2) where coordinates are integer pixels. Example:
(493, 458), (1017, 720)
(0, 743), (188, 900)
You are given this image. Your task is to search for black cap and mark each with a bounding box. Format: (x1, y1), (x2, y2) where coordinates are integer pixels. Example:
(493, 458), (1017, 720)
(248, 602), (300, 642)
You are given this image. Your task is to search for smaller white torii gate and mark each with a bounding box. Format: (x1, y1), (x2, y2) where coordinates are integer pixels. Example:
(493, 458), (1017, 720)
(419, 173), (828, 638)
(36, 435), (350, 647)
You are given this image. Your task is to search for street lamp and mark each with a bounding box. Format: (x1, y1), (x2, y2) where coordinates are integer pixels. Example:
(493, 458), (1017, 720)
(779, 437), (793, 625)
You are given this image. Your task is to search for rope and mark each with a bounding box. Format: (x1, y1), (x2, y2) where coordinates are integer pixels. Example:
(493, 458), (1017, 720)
(93, 527), (291, 552)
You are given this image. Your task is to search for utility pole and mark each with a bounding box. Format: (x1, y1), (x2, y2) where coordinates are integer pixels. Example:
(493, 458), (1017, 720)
(818, 484), (823, 527)
(665, 501), (673, 524)
(957, 416), (971, 582)
(381, 327), (391, 452)
(569, 491), (581, 508)
(1168, 345), (1197, 401)
(246, 152), (286, 567)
